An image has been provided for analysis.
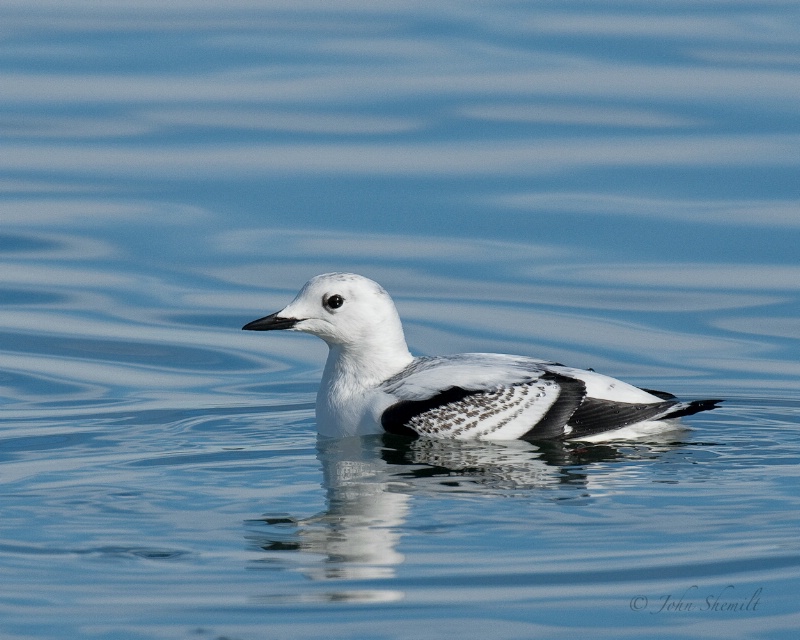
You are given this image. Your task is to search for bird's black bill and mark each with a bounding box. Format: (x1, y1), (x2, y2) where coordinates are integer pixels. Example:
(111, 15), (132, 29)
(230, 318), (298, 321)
(242, 312), (299, 331)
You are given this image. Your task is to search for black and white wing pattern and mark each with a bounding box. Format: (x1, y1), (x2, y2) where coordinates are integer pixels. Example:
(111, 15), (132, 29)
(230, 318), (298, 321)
(375, 354), (574, 440)
(381, 374), (585, 440)
(377, 354), (716, 441)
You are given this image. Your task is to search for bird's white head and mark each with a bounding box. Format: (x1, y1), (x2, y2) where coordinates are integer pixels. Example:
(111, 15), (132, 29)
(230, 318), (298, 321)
(243, 273), (411, 356)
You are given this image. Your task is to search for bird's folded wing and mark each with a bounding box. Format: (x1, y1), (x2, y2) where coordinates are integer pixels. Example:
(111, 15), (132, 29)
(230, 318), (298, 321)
(378, 354), (586, 440)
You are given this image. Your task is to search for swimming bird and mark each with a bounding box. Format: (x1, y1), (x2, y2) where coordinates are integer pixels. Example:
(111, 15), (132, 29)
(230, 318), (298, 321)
(243, 273), (720, 441)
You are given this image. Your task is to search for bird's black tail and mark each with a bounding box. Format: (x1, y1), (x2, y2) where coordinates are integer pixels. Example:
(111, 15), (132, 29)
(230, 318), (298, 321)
(658, 399), (723, 420)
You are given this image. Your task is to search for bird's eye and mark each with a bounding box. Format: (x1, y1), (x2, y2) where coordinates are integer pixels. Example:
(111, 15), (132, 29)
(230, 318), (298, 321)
(324, 294), (344, 310)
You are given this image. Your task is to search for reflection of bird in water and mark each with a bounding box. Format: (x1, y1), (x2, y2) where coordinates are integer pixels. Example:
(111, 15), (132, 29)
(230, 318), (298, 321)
(243, 273), (720, 441)
(382, 435), (567, 491)
(380, 429), (689, 491)
(247, 432), (689, 589)
(248, 436), (411, 583)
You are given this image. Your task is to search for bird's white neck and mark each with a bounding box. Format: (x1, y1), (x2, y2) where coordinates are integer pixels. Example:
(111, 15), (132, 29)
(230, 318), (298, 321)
(316, 336), (413, 437)
(322, 335), (413, 394)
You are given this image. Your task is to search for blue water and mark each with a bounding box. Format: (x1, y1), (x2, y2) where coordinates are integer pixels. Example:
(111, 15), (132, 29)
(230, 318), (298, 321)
(1, 2), (799, 638)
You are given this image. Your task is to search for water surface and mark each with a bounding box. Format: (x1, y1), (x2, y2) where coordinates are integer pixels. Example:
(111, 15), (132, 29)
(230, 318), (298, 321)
(1, 2), (799, 638)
